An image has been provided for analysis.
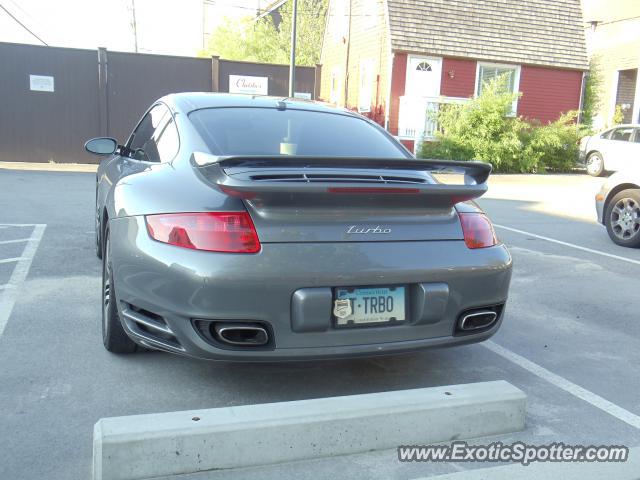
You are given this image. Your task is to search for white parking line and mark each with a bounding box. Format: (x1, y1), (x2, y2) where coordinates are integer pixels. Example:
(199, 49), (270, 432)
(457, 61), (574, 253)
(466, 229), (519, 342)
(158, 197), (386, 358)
(484, 340), (640, 430)
(0, 257), (24, 264)
(490, 223), (640, 429)
(0, 224), (46, 337)
(0, 238), (31, 245)
(494, 224), (640, 266)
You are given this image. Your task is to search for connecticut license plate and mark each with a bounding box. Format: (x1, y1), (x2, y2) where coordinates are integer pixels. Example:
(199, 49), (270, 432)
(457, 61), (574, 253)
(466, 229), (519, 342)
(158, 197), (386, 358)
(333, 286), (407, 327)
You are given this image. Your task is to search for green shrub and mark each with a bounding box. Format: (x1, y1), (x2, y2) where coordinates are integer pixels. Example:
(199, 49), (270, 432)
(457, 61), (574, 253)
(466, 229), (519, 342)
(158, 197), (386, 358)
(417, 77), (582, 173)
(612, 105), (625, 125)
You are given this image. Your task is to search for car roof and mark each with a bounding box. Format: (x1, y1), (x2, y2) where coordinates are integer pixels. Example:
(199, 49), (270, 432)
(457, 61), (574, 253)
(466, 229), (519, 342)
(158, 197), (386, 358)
(162, 92), (359, 117)
(603, 124), (640, 130)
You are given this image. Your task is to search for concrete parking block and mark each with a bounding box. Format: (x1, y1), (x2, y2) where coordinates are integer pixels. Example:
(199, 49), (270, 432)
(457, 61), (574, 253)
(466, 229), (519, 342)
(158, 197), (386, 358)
(93, 380), (526, 480)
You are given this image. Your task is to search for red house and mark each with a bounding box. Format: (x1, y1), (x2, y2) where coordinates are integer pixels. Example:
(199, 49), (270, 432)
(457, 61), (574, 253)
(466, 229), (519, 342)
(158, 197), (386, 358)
(319, 0), (589, 152)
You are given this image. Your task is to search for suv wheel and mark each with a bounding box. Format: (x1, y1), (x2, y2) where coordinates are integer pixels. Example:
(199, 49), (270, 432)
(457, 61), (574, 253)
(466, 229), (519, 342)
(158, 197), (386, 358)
(586, 152), (604, 177)
(605, 189), (640, 248)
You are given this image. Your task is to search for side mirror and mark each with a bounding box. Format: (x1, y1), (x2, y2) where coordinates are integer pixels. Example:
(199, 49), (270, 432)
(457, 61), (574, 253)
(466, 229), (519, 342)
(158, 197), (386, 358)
(85, 137), (118, 156)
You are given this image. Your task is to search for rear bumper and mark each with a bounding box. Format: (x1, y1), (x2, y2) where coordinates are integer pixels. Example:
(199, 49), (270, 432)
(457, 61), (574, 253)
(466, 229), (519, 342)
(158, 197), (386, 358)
(578, 150), (587, 164)
(110, 216), (512, 361)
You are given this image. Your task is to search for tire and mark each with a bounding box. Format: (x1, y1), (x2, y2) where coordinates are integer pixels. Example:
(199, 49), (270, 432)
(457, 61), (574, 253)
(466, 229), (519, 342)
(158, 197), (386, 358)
(102, 230), (137, 353)
(605, 189), (640, 248)
(95, 213), (102, 259)
(586, 152), (604, 177)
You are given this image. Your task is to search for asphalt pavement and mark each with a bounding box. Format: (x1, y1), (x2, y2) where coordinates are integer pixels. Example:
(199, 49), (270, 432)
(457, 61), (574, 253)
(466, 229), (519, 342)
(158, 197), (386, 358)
(0, 168), (639, 479)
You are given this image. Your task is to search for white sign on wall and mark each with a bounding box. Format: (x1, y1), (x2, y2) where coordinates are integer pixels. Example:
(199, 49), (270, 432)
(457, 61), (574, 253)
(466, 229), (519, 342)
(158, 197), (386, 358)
(229, 75), (268, 95)
(29, 75), (55, 92)
(294, 92), (312, 100)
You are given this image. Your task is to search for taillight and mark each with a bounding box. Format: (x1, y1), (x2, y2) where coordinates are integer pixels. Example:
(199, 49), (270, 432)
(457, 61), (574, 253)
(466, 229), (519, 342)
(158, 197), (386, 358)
(145, 212), (260, 253)
(459, 213), (498, 249)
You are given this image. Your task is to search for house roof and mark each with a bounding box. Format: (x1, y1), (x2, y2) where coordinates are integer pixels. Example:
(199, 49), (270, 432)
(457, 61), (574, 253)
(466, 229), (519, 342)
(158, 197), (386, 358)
(386, 0), (589, 70)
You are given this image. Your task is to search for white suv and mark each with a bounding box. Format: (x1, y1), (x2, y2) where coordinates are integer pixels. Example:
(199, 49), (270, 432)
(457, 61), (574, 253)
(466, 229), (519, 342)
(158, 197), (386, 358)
(579, 124), (640, 176)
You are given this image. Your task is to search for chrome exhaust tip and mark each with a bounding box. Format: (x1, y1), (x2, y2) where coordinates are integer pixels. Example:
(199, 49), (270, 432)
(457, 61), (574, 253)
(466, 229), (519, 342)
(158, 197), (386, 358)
(214, 323), (269, 346)
(459, 310), (498, 331)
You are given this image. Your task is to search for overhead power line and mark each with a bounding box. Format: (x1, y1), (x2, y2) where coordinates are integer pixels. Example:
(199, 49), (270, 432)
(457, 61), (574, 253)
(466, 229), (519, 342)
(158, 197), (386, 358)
(0, 3), (48, 45)
(599, 15), (640, 26)
(202, 1), (383, 17)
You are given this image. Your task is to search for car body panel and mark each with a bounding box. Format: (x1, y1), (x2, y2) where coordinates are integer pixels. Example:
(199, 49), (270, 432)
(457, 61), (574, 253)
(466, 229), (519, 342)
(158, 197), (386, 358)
(94, 93), (512, 360)
(580, 124), (640, 172)
(596, 168), (640, 224)
(110, 215), (511, 360)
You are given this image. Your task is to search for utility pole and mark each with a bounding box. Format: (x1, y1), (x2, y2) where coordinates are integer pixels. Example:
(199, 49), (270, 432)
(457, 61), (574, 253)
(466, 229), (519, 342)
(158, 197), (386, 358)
(344, 0), (352, 107)
(130, 0), (139, 53)
(288, 0), (298, 97)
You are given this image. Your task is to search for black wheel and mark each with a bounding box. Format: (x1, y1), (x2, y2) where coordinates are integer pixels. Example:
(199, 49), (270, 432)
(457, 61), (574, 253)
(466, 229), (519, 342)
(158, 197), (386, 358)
(586, 152), (604, 177)
(102, 230), (137, 353)
(605, 189), (640, 248)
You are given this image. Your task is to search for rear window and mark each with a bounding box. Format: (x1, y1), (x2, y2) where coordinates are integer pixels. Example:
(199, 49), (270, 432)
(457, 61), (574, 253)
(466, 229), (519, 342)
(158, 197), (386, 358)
(189, 107), (407, 157)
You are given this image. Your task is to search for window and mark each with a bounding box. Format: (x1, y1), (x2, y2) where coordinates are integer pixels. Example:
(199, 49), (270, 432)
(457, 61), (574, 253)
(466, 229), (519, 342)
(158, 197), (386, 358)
(358, 60), (374, 113)
(600, 129), (614, 139)
(126, 104), (178, 162)
(331, 0), (349, 42)
(330, 68), (342, 105)
(476, 63), (521, 115)
(415, 62), (432, 72)
(189, 107), (406, 158)
(634, 129), (640, 143)
(155, 117), (180, 162)
(610, 127), (634, 142)
(361, 0), (378, 28)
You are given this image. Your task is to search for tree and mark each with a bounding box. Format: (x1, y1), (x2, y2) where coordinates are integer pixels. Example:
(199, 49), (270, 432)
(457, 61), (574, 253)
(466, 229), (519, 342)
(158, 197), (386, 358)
(201, 0), (328, 66)
(581, 56), (603, 130)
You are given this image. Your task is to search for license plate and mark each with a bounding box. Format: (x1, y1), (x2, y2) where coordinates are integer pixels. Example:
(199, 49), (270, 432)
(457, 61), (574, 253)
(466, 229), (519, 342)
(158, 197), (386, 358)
(333, 286), (407, 327)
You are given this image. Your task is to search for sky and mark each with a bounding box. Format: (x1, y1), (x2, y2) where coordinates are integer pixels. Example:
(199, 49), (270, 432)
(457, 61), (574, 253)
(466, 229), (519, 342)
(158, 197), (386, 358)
(0, 0), (259, 56)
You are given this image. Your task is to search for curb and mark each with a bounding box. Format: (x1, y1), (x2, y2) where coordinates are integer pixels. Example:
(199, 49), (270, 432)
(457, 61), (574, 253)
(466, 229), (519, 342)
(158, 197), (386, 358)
(93, 380), (526, 480)
(0, 161), (98, 172)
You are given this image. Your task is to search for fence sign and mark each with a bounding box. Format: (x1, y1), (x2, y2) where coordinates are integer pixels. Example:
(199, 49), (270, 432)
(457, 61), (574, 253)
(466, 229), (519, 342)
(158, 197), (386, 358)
(229, 75), (268, 95)
(29, 75), (54, 92)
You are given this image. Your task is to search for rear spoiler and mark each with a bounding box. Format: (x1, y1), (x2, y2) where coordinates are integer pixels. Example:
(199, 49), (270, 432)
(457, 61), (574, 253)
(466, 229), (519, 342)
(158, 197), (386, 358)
(193, 153), (491, 185)
(192, 153), (492, 207)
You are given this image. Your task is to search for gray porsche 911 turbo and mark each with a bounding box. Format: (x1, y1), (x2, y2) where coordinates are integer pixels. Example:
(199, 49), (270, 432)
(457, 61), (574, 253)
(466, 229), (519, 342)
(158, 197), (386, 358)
(85, 93), (512, 361)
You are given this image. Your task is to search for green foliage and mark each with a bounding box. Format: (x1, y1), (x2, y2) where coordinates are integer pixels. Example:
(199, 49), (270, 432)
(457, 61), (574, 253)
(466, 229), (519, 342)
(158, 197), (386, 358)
(201, 0), (328, 66)
(581, 57), (602, 130)
(523, 112), (582, 172)
(418, 77), (582, 173)
(612, 105), (625, 125)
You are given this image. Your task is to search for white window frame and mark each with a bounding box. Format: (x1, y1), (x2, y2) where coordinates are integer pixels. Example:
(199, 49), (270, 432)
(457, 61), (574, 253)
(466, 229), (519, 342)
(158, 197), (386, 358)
(475, 62), (521, 116)
(329, 67), (342, 105)
(358, 59), (374, 113)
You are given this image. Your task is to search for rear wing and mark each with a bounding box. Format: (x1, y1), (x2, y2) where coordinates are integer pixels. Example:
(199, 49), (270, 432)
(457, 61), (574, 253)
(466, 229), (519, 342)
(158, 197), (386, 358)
(192, 153), (492, 207)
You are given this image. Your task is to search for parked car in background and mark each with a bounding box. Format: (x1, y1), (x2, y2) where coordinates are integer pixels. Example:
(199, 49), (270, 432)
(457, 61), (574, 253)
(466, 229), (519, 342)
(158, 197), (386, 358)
(579, 125), (640, 176)
(84, 93), (512, 361)
(596, 167), (640, 247)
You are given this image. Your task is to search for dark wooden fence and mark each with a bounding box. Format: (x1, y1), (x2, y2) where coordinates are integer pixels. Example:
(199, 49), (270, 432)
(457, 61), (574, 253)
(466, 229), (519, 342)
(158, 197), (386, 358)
(0, 42), (319, 163)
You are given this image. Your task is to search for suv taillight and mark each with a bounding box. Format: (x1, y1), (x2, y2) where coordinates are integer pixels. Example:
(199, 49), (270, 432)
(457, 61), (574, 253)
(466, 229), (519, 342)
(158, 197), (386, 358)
(459, 213), (498, 249)
(145, 212), (260, 253)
